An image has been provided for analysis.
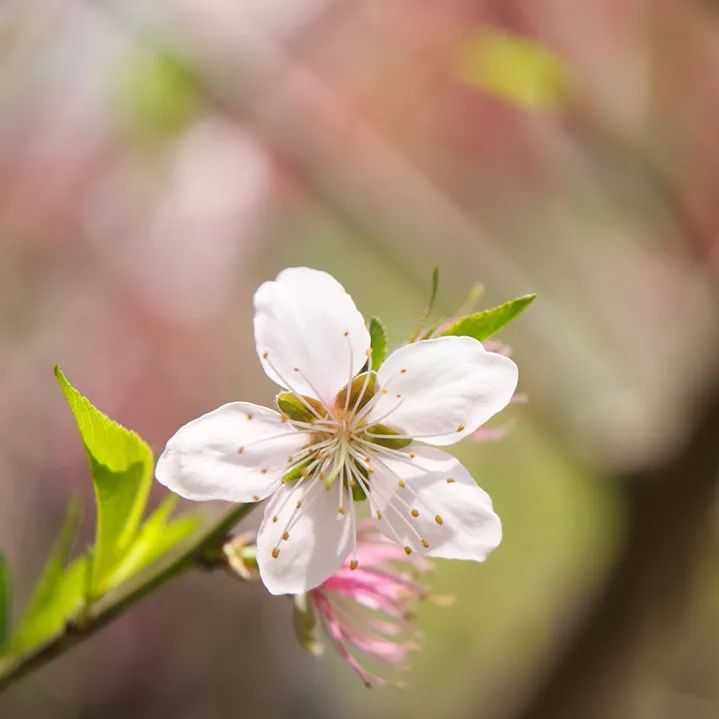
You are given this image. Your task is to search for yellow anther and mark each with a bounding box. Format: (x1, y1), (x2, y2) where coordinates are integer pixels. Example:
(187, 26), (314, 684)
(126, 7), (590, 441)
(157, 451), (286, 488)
(350, 559), (359, 570)
(410, 509), (419, 518)
(271, 548), (280, 559)
(403, 546), (413, 555)
(434, 514), (444, 525)
(455, 424), (464, 432)
(421, 539), (430, 549)
(272, 516), (278, 523)
(398, 480), (406, 489)
(282, 531), (289, 541)
(446, 478), (456, 484)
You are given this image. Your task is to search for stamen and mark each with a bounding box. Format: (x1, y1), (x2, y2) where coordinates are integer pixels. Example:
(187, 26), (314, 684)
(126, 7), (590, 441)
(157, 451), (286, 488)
(343, 333), (355, 414)
(272, 548), (280, 558)
(434, 515), (443, 525)
(350, 348), (374, 416)
(292, 366), (338, 419)
(262, 352), (334, 423)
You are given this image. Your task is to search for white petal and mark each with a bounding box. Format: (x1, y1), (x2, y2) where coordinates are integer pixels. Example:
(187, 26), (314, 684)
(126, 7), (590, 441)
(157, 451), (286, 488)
(253, 267), (371, 405)
(368, 336), (518, 446)
(257, 477), (354, 595)
(369, 446), (502, 561)
(155, 402), (310, 502)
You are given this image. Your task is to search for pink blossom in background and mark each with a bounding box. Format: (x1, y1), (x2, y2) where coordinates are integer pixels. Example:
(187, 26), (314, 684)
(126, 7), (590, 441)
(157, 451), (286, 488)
(307, 522), (435, 688)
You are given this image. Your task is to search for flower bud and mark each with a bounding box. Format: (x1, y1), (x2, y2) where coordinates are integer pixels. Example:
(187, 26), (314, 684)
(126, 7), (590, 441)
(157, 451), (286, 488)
(335, 371), (377, 412)
(276, 392), (327, 423)
(364, 423), (411, 449)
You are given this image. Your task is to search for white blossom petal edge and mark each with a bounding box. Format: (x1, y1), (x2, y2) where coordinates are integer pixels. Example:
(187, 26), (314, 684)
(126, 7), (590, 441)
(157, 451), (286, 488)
(155, 267), (518, 595)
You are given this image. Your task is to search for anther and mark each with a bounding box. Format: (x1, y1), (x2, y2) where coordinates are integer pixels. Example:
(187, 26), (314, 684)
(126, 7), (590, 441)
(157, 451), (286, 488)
(247, 413), (253, 420)
(421, 539), (430, 549)
(398, 480), (406, 489)
(395, 394), (401, 399)
(252, 495), (259, 501)
(262, 352), (268, 359)
(296, 501), (303, 509)
(456, 424), (465, 432)
(403, 546), (413, 556)
(271, 548), (280, 559)
(409, 453), (416, 459)
(376, 511), (383, 520)
(446, 478), (456, 484)
(337, 507), (346, 516)
(410, 509), (419, 518)
(343, 331), (349, 337)
(434, 514), (444, 525)
(238, 447), (245, 454)
(282, 531), (289, 541)
(261, 468), (268, 474)
(349, 559), (359, 570)
(272, 516), (278, 523)
(400, 368), (407, 374)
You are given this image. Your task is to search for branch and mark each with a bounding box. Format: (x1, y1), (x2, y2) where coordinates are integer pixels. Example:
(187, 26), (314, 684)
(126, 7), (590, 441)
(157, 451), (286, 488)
(515, 381), (719, 719)
(0, 503), (255, 694)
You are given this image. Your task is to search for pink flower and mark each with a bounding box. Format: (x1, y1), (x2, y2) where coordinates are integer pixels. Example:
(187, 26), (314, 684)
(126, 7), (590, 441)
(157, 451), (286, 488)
(296, 522), (439, 688)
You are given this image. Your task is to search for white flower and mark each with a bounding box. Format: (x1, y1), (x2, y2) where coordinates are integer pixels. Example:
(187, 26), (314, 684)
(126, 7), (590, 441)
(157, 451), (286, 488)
(156, 268), (518, 595)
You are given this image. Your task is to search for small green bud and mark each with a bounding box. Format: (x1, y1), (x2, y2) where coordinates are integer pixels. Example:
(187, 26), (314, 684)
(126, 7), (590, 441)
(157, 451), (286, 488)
(364, 423), (412, 449)
(335, 371), (377, 412)
(276, 392), (326, 423)
(283, 458), (311, 484)
(351, 481), (368, 502)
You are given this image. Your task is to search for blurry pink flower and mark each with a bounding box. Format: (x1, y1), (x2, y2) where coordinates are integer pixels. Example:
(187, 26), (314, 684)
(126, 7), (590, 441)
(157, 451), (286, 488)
(300, 523), (433, 688)
(156, 268), (516, 596)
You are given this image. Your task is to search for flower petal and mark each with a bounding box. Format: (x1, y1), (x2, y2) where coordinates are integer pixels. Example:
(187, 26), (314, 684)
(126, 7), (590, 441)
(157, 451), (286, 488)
(155, 402), (309, 502)
(257, 478), (354, 595)
(253, 267), (371, 405)
(369, 446), (502, 561)
(368, 336), (518, 446)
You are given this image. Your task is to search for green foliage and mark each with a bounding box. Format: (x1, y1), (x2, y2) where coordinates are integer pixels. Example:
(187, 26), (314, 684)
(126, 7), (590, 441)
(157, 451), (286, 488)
(442, 294), (536, 342)
(9, 502), (87, 654)
(455, 28), (572, 111)
(55, 367), (155, 596)
(369, 317), (388, 369)
(425, 266), (440, 321)
(116, 48), (199, 137)
(105, 497), (200, 588)
(0, 554), (9, 652)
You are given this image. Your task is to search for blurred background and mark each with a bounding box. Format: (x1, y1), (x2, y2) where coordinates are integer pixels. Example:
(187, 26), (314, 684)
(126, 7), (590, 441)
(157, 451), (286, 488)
(1, 0), (719, 717)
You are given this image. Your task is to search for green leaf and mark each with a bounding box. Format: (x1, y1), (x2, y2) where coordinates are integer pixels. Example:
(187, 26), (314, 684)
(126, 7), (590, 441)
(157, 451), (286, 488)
(455, 29), (572, 111)
(425, 266), (440, 320)
(55, 367), (154, 596)
(369, 317), (387, 369)
(104, 496), (201, 589)
(442, 294), (536, 341)
(116, 49), (199, 137)
(10, 501), (87, 654)
(0, 554), (9, 652)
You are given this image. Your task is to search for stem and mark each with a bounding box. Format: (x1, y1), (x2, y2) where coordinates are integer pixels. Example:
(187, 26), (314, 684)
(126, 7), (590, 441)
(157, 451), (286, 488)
(0, 502), (256, 694)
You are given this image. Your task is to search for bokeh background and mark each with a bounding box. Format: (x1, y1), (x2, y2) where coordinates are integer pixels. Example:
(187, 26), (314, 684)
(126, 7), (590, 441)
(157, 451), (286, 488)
(2, 1), (719, 717)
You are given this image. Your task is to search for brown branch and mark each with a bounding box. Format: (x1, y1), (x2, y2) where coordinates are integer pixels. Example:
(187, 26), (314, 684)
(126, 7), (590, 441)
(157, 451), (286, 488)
(515, 381), (719, 719)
